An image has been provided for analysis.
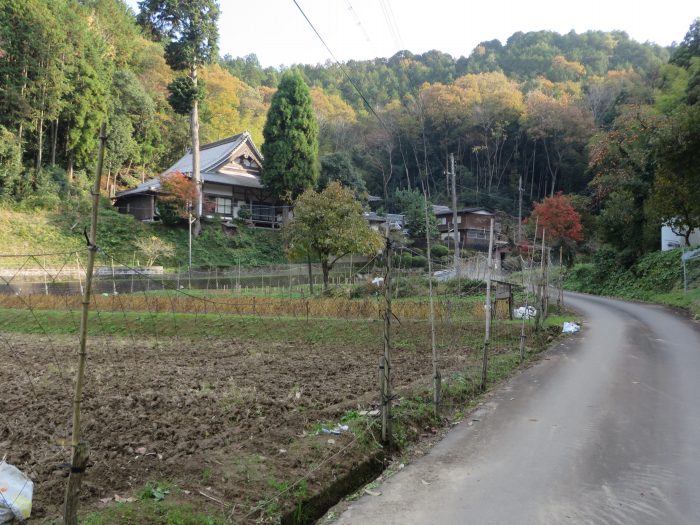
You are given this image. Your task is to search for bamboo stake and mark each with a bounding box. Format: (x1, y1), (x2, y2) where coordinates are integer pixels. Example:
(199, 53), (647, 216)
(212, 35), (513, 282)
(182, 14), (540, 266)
(535, 229), (546, 331)
(519, 216), (538, 363)
(381, 236), (393, 446)
(481, 217), (495, 391)
(423, 191), (440, 415)
(63, 123), (106, 525)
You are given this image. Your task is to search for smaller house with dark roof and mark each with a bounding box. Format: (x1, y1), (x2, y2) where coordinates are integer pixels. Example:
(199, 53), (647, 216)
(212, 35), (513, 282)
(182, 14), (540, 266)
(113, 132), (283, 228)
(435, 206), (504, 251)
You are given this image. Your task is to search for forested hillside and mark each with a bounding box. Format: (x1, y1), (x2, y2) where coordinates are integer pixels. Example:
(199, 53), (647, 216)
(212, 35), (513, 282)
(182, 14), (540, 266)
(1, 0), (698, 267)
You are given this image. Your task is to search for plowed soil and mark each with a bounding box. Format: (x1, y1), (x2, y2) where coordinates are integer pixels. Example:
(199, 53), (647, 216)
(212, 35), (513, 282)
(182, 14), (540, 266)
(2, 329), (475, 522)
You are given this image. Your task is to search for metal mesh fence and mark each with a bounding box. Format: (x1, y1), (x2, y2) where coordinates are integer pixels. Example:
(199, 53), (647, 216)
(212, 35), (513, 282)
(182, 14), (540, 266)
(0, 248), (550, 523)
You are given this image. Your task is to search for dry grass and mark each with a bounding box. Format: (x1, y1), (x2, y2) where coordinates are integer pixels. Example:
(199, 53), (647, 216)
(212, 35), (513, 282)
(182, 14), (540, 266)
(1, 293), (444, 320)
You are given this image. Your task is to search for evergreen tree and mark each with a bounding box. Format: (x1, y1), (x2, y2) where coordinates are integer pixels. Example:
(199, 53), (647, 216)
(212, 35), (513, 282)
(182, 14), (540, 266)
(261, 70), (319, 219)
(137, 0), (220, 235)
(318, 152), (366, 199)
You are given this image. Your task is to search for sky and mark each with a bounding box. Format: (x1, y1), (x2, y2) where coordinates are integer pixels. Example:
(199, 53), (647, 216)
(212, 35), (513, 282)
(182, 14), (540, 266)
(125, 0), (698, 68)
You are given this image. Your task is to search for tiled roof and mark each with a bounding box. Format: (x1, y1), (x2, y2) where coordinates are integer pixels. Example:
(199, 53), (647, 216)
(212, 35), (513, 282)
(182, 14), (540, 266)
(165, 132), (253, 174)
(115, 132), (261, 198)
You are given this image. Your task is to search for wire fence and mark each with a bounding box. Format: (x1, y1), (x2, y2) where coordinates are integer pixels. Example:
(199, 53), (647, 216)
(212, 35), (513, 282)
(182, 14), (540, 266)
(0, 247), (552, 524)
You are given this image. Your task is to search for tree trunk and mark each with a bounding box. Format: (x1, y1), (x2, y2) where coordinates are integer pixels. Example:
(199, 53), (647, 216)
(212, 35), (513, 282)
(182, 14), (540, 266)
(67, 153), (74, 181)
(51, 118), (58, 166)
(191, 63), (202, 236)
(307, 253), (314, 295)
(321, 259), (330, 292)
(36, 77), (47, 170)
(36, 116), (44, 170)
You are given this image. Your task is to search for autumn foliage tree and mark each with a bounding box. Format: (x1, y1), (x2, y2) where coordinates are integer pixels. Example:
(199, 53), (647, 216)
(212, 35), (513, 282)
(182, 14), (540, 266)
(158, 170), (198, 224)
(285, 182), (383, 291)
(528, 192), (583, 265)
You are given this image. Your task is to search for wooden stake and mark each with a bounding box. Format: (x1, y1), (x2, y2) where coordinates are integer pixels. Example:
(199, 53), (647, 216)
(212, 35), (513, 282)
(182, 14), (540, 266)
(62, 442), (89, 525)
(381, 237), (393, 446)
(63, 123), (106, 524)
(481, 217), (495, 391)
(423, 190), (440, 416)
(519, 217), (537, 364)
(535, 229), (546, 331)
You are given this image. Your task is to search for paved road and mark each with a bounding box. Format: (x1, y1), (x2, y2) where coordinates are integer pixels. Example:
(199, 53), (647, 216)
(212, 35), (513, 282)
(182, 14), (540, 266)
(337, 292), (700, 524)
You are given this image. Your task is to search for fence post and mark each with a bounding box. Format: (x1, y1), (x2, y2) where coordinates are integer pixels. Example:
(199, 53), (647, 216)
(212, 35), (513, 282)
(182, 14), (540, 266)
(423, 189), (440, 417)
(535, 229), (546, 331)
(62, 442), (89, 525)
(381, 237), (393, 446)
(378, 354), (387, 438)
(111, 257), (117, 295)
(63, 123), (106, 524)
(481, 217), (495, 391)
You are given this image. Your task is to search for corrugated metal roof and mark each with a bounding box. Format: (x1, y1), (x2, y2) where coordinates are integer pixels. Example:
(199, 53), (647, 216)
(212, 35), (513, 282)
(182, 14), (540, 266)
(115, 179), (160, 198)
(432, 205), (451, 214)
(434, 206), (493, 216)
(364, 212), (405, 224)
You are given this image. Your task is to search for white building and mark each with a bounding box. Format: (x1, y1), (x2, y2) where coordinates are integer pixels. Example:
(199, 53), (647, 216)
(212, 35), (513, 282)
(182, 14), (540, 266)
(661, 225), (700, 251)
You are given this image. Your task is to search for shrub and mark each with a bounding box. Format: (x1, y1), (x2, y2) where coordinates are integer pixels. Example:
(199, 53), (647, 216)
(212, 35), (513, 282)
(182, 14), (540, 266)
(349, 281), (381, 298)
(411, 255), (427, 268)
(502, 255), (522, 272)
(430, 244), (449, 259)
(134, 236), (176, 267)
(393, 276), (421, 298)
(445, 278), (486, 296)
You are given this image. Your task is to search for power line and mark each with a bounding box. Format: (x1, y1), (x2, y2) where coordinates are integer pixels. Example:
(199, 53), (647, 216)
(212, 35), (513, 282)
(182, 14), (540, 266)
(344, 0), (373, 47)
(379, 0), (403, 50)
(291, 0), (391, 134)
(384, 0), (405, 49)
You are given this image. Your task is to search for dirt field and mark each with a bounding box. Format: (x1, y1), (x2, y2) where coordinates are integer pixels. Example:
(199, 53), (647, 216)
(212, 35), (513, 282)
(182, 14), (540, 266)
(2, 324), (488, 523)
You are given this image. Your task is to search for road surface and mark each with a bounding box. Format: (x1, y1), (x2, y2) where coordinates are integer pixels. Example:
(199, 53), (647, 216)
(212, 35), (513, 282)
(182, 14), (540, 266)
(337, 292), (700, 524)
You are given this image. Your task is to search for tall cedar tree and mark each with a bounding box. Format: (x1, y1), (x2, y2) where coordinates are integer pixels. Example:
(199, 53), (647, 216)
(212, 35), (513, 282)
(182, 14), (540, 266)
(262, 70), (319, 218)
(137, 0), (219, 235)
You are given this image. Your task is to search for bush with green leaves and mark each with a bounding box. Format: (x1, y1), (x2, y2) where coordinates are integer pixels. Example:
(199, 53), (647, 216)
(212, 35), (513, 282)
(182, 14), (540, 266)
(445, 278), (486, 296)
(431, 244), (449, 260)
(566, 247), (687, 299)
(411, 255), (428, 268)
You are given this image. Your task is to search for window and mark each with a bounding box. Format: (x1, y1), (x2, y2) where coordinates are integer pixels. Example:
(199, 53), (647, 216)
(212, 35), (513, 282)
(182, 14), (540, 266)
(252, 204), (275, 223)
(439, 217), (447, 225)
(214, 197), (232, 215)
(467, 229), (486, 239)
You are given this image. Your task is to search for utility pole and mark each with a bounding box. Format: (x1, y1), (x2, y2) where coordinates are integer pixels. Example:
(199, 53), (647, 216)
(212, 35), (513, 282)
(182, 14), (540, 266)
(451, 153), (459, 274)
(481, 217), (495, 391)
(518, 175), (523, 245)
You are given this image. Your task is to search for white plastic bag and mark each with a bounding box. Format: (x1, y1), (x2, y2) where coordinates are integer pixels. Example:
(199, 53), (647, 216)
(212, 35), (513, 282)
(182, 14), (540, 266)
(513, 306), (537, 319)
(562, 322), (581, 334)
(0, 461), (33, 523)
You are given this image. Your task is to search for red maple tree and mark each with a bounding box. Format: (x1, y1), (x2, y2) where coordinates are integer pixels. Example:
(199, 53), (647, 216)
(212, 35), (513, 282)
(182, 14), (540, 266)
(158, 171), (198, 223)
(529, 192), (583, 244)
